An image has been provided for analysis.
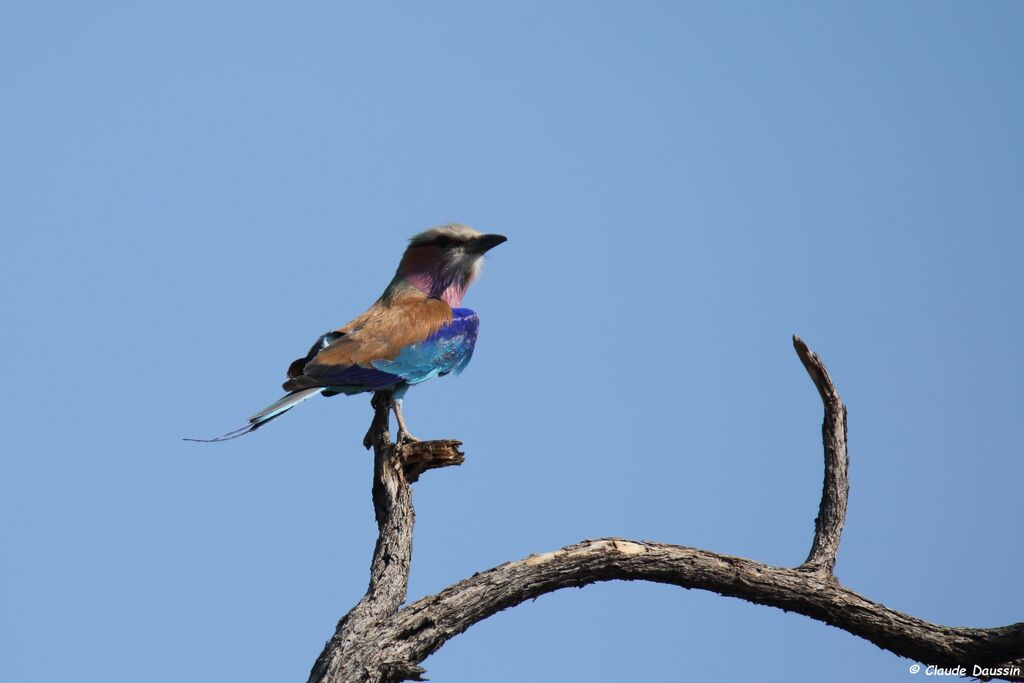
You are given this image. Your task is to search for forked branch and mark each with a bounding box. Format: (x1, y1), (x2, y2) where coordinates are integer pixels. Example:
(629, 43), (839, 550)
(306, 341), (1024, 683)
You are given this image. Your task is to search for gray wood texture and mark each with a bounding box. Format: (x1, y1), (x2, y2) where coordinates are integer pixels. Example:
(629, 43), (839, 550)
(306, 340), (1023, 683)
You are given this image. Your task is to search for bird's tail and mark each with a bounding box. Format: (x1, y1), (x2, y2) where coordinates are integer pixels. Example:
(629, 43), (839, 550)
(183, 387), (322, 443)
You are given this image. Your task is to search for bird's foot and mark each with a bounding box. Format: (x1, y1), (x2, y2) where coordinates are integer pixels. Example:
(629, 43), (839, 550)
(395, 430), (421, 447)
(390, 395), (421, 447)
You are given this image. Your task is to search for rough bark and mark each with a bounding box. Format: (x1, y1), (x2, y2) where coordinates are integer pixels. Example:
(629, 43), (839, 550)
(306, 338), (1024, 683)
(793, 336), (848, 574)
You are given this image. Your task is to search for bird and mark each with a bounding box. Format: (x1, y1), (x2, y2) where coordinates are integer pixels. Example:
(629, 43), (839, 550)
(187, 224), (507, 444)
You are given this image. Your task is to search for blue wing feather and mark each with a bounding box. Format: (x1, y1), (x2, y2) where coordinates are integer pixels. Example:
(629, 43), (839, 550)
(317, 364), (404, 391)
(371, 308), (479, 385)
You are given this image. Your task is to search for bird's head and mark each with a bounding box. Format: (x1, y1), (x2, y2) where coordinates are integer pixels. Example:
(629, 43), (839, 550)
(394, 224), (507, 307)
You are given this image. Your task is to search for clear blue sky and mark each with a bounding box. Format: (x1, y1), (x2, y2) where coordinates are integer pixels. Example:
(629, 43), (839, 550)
(2, 2), (1022, 681)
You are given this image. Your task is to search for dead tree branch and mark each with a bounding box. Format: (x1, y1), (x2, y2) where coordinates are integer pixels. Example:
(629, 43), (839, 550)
(793, 335), (849, 574)
(306, 340), (1024, 683)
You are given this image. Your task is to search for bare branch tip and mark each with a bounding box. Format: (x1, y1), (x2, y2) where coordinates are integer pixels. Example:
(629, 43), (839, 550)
(792, 334), (815, 365)
(792, 335), (840, 404)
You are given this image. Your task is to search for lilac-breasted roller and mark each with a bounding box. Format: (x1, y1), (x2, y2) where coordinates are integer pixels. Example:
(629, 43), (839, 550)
(189, 224), (506, 443)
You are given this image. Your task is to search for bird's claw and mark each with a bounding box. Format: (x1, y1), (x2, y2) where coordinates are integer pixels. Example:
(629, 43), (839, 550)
(395, 430), (421, 447)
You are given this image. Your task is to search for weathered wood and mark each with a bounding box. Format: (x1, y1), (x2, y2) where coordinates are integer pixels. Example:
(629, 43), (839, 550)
(793, 335), (849, 574)
(306, 343), (1024, 683)
(380, 541), (1024, 676)
(308, 393), (463, 683)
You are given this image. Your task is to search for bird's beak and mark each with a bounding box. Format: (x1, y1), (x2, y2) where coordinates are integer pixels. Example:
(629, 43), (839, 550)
(466, 233), (508, 254)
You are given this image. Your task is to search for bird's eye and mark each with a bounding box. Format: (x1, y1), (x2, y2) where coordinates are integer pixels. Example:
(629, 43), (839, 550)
(431, 236), (454, 248)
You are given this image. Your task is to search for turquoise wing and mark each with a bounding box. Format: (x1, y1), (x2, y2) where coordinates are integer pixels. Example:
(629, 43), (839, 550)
(371, 308), (479, 385)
